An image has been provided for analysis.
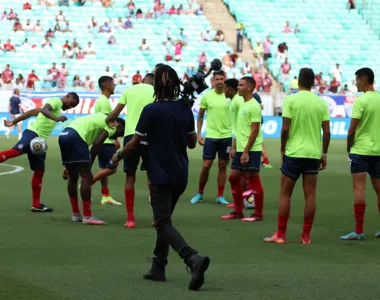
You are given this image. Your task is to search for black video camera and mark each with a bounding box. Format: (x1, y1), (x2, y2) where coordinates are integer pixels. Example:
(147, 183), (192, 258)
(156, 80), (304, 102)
(180, 59), (223, 107)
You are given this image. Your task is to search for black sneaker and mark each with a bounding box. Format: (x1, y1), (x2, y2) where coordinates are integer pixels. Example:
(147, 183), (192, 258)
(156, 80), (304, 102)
(31, 204), (53, 213)
(143, 258), (166, 282)
(186, 254), (210, 291)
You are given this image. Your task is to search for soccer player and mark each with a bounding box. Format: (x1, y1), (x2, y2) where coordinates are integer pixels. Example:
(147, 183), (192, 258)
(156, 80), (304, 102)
(0, 93), (80, 212)
(221, 76), (265, 221)
(190, 70), (231, 205)
(92, 76), (121, 205)
(4, 88), (24, 140)
(264, 68), (330, 244)
(112, 65), (210, 291)
(341, 68), (380, 240)
(105, 73), (154, 228)
(58, 112), (125, 225)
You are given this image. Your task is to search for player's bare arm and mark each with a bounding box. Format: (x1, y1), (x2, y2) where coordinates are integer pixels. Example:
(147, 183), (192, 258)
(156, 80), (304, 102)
(90, 129), (109, 166)
(41, 104), (66, 122)
(113, 134), (142, 163)
(347, 118), (360, 153)
(197, 108), (205, 145)
(230, 139), (236, 160)
(320, 120), (331, 170)
(105, 103), (125, 123)
(4, 108), (42, 127)
(281, 117), (291, 161)
(188, 132), (197, 149)
(241, 122), (260, 165)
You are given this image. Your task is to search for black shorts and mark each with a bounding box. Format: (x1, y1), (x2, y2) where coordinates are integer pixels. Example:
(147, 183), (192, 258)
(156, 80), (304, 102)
(98, 143), (117, 169)
(231, 151), (261, 172)
(263, 53), (272, 60)
(13, 129), (46, 171)
(203, 137), (232, 161)
(281, 155), (320, 181)
(58, 128), (91, 167)
(123, 134), (148, 173)
(349, 154), (380, 178)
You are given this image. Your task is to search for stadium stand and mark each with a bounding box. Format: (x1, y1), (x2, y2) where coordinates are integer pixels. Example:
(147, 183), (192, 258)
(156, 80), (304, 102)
(223, 0), (380, 92)
(0, 0), (233, 90)
(357, 0), (380, 37)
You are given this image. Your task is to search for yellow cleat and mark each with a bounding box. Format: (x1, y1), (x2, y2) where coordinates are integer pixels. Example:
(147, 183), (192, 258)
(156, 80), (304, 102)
(101, 196), (122, 206)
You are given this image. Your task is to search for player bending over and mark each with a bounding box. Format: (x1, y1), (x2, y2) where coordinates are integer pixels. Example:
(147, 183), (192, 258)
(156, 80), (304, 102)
(341, 68), (380, 240)
(264, 68), (330, 244)
(1, 93), (79, 212)
(190, 71), (232, 205)
(92, 76), (121, 205)
(105, 73), (154, 228)
(221, 76), (265, 221)
(58, 112), (125, 225)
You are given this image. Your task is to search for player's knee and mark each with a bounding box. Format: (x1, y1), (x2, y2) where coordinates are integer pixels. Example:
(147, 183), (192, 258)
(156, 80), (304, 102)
(109, 167), (117, 175)
(218, 160), (227, 169)
(202, 160), (213, 170)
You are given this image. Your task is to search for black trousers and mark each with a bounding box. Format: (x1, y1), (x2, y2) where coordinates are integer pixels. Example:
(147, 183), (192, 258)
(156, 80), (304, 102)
(150, 183), (197, 265)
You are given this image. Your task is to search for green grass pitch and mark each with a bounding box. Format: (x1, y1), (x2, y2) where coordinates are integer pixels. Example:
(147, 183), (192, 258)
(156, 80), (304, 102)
(1, 137), (380, 300)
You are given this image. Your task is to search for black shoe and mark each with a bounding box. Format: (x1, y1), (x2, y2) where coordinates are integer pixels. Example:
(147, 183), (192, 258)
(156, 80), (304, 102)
(31, 204), (53, 213)
(186, 254), (210, 291)
(143, 259), (166, 282)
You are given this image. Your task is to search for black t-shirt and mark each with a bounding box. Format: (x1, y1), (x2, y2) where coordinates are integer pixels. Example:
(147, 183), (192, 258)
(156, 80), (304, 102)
(135, 100), (195, 185)
(9, 96), (21, 114)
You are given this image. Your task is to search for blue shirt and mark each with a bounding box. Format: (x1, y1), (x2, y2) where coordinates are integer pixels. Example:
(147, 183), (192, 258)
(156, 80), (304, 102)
(135, 100), (195, 185)
(253, 92), (262, 104)
(9, 96), (21, 114)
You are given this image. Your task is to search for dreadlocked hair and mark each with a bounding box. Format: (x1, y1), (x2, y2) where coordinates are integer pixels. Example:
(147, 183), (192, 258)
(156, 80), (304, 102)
(154, 65), (181, 101)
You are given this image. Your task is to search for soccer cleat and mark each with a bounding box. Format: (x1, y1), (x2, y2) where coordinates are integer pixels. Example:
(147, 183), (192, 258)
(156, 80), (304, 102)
(185, 254), (210, 291)
(226, 203), (235, 208)
(31, 204), (53, 213)
(221, 211), (244, 219)
(143, 259), (166, 282)
(216, 196), (229, 205)
(264, 233), (287, 244)
(72, 213), (83, 222)
(101, 196), (122, 205)
(125, 217), (136, 228)
(375, 231), (380, 237)
(82, 216), (106, 225)
(340, 231), (364, 240)
(241, 214), (263, 222)
(263, 163), (273, 169)
(190, 193), (203, 204)
(300, 234), (312, 244)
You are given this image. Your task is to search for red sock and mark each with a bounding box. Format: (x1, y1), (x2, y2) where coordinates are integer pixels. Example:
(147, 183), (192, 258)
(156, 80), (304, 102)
(70, 197), (80, 214)
(229, 175), (243, 214)
(198, 182), (205, 194)
(124, 189), (135, 219)
(82, 200), (92, 217)
(354, 203), (366, 234)
(217, 185), (225, 197)
(263, 156), (270, 165)
(303, 216), (315, 234)
(247, 176), (264, 217)
(31, 169), (44, 208)
(0, 148), (21, 163)
(277, 214), (289, 237)
(101, 187), (110, 197)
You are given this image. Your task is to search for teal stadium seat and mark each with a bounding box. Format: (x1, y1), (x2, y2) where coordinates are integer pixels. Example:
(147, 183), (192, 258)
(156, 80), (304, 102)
(0, 0), (232, 89)
(223, 0), (380, 88)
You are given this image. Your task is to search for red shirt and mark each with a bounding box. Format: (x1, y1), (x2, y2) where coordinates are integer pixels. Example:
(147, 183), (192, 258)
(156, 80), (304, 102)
(4, 43), (15, 51)
(262, 77), (272, 93)
(132, 74), (142, 84)
(2, 69), (14, 83)
(281, 63), (290, 74)
(50, 68), (59, 80)
(27, 74), (39, 88)
(253, 72), (262, 91)
(23, 3), (32, 10)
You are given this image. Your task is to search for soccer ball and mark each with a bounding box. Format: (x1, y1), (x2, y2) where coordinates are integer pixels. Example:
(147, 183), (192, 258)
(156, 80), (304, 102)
(30, 137), (48, 155)
(244, 194), (255, 209)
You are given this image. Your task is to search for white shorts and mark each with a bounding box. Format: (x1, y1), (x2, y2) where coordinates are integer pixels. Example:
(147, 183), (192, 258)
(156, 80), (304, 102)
(12, 114), (22, 125)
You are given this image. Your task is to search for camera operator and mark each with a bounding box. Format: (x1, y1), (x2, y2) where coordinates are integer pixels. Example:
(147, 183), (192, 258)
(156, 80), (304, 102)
(112, 65), (210, 291)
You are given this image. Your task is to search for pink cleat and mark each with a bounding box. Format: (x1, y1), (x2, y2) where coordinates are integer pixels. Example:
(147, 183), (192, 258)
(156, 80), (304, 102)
(242, 189), (254, 197)
(241, 214), (263, 222)
(226, 203), (235, 208)
(221, 212), (244, 219)
(300, 234), (311, 244)
(125, 216), (136, 228)
(264, 232), (286, 244)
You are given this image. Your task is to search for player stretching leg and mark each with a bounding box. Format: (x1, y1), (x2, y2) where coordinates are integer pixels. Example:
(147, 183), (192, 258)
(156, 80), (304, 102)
(105, 74), (154, 228)
(190, 71), (231, 205)
(341, 68), (380, 240)
(92, 76), (121, 205)
(264, 68), (330, 244)
(58, 113), (125, 225)
(221, 76), (264, 221)
(1, 93), (79, 212)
